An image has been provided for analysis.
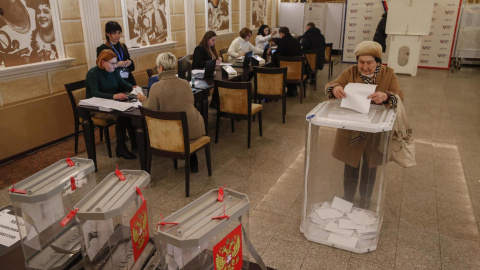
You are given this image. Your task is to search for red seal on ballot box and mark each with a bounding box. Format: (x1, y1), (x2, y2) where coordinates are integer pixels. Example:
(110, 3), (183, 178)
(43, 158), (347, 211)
(214, 224), (243, 270)
(130, 199), (149, 262)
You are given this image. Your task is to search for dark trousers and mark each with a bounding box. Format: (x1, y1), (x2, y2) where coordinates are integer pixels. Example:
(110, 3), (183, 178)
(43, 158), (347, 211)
(343, 152), (377, 201)
(115, 116), (136, 149)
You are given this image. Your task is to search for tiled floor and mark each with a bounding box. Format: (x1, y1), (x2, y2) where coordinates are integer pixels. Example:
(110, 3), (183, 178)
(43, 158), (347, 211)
(1, 62), (480, 269)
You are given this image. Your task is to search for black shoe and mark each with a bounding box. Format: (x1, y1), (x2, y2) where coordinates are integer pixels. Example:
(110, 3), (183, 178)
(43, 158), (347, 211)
(190, 165), (199, 173)
(116, 147), (136, 159)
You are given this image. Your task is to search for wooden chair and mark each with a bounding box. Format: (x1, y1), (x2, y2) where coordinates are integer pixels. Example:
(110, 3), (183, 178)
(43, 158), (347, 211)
(65, 80), (115, 157)
(325, 43), (333, 79)
(278, 55), (307, 104)
(214, 80), (263, 148)
(146, 68), (158, 78)
(302, 49), (319, 91)
(219, 48), (228, 61)
(139, 107), (212, 197)
(253, 67), (288, 123)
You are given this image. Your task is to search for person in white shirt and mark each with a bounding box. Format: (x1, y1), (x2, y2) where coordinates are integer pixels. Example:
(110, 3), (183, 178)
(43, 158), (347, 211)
(255, 25), (277, 50)
(227, 28), (264, 60)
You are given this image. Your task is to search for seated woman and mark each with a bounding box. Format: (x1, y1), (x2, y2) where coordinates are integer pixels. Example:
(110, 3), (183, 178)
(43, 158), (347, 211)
(227, 27), (264, 60)
(97, 21), (137, 85)
(192, 30), (222, 70)
(86, 49), (137, 160)
(325, 41), (404, 209)
(137, 53), (205, 173)
(255, 24), (277, 50)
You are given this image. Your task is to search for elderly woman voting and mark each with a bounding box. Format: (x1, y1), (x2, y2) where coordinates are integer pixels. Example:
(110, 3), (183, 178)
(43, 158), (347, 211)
(137, 53), (205, 173)
(324, 41), (404, 209)
(85, 50), (137, 160)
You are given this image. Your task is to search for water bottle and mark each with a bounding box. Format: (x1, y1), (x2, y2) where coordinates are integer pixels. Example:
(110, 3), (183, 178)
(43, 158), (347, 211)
(191, 76), (196, 88)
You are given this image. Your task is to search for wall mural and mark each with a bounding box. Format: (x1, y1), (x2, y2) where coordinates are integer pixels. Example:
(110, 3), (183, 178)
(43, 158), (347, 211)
(207, 0), (230, 34)
(252, 0), (267, 29)
(125, 0), (168, 46)
(0, 0), (59, 67)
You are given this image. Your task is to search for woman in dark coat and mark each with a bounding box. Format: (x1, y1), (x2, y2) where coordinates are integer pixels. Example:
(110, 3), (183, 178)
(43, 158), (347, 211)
(97, 21), (137, 85)
(192, 30), (222, 70)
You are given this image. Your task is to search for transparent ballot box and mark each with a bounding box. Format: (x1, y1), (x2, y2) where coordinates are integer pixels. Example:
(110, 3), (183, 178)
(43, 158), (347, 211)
(75, 170), (154, 270)
(154, 189), (256, 270)
(8, 157), (96, 269)
(301, 101), (396, 253)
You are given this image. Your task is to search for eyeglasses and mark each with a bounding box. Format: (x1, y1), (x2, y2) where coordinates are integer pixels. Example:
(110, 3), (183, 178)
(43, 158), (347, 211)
(108, 61), (119, 65)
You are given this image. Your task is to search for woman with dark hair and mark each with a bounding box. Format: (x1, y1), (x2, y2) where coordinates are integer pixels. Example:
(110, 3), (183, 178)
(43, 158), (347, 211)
(192, 30), (222, 70)
(96, 21), (137, 85)
(86, 49), (137, 160)
(255, 25), (276, 50)
(27, 0), (58, 62)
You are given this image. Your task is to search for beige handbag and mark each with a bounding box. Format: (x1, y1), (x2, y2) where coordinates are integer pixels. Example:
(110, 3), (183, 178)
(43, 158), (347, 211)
(389, 96), (416, 167)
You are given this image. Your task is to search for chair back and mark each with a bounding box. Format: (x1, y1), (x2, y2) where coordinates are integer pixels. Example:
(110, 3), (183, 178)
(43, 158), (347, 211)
(278, 56), (305, 81)
(65, 80), (87, 122)
(325, 43), (333, 64)
(302, 50), (318, 71)
(219, 48), (228, 61)
(253, 67), (287, 96)
(146, 68), (158, 78)
(214, 80), (252, 115)
(139, 107), (189, 154)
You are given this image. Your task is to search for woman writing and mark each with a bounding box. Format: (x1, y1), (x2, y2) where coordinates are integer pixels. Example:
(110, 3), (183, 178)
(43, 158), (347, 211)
(192, 30), (222, 70)
(325, 41), (404, 209)
(227, 27), (264, 60)
(255, 25), (276, 50)
(97, 21), (137, 85)
(86, 49), (137, 160)
(137, 53), (205, 173)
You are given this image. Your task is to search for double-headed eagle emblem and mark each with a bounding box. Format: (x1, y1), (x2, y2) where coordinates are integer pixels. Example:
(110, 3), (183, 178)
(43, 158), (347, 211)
(132, 209), (148, 249)
(215, 234), (241, 270)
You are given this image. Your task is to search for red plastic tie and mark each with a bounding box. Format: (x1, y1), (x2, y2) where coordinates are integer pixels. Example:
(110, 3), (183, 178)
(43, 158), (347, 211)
(70, 177), (77, 191)
(217, 184), (227, 202)
(60, 208), (79, 227)
(9, 181), (26, 194)
(66, 153), (75, 167)
(135, 186), (146, 202)
(211, 205), (230, 221)
(115, 164), (126, 181)
(157, 213), (179, 230)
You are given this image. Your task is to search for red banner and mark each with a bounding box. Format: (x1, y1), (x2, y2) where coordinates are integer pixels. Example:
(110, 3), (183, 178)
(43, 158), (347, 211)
(214, 224), (243, 270)
(130, 200), (149, 262)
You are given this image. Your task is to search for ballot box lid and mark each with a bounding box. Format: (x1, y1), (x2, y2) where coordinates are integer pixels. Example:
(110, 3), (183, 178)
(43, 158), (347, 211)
(75, 170), (150, 220)
(8, 157), (95, 203)
(156, 189), (250, 248)
(306, 100), (396, 133)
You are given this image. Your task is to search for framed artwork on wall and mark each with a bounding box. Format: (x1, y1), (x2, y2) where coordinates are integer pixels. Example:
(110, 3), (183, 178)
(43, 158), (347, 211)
(121, 0), (171, 47)
(206, 0), (231, 35)
(251, 0), (267, 29)
(0, 0), (64, 68)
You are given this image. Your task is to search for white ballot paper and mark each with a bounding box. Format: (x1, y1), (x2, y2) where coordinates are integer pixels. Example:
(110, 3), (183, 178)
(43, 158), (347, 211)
(325, 221), (354, 237)
(314, 208), (344, 220)
(340, 83), (376, 114)
(327, 233), (358, 248)
(131, 86), (143, 95)
(331, 196), (353, 213)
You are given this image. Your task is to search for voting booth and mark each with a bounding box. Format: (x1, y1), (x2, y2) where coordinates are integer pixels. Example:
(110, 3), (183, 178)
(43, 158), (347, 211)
(301, 100), (396, 253)
(154, 188), (262, 270)
(75, 169), (154, 270)
(8, 157), (95, 269)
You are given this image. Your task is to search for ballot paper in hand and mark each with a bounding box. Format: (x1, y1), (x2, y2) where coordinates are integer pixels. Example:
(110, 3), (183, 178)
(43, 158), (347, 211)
(340, 83), (377, 114)
(131, 86), (143, 95)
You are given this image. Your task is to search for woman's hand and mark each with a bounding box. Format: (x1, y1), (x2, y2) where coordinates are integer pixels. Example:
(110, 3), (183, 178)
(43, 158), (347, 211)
(238, 53), (245, 57)
(272, 30), (277, 36)
(333, 85), (346, 99)
(113, 93), (128, 100)
(216, 57), (222, 64)
(368, 92), (388, 104)
(118, 60), (131, 68)
(137, 93), (147, 102)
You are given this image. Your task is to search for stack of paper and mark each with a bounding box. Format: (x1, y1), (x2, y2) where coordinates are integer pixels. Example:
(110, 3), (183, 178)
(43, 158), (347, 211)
(79, 97), (134, 112)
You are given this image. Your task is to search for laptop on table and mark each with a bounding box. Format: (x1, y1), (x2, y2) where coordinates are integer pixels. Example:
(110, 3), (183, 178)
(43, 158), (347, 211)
(232, 51), (253, 68)
(192, 59), (216, 80)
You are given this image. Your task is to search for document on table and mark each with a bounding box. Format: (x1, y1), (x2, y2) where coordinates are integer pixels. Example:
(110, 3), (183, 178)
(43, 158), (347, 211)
(219, 63), (233, 66)
(192, 69), (205, 75)
(340, 83), (377, 114)
(79, 97), (134, 112)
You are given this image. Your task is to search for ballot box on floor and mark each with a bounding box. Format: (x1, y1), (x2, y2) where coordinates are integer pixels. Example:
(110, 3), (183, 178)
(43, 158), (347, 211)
(153, 188), (263, 270)
(75, 169), (155, 270)
(8, 158), (95, 269)
(301, 100), (396, 253)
